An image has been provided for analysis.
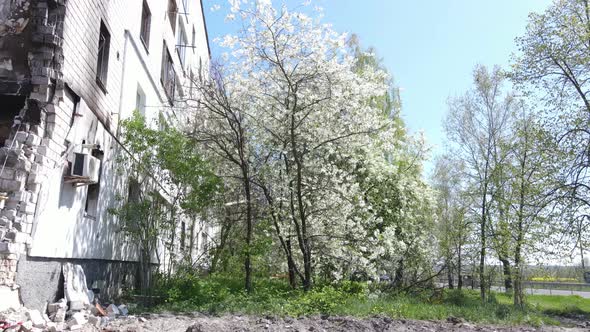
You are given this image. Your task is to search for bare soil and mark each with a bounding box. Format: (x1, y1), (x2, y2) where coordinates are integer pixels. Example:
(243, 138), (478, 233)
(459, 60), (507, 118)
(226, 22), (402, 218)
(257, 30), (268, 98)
(101, 314), (590, 332)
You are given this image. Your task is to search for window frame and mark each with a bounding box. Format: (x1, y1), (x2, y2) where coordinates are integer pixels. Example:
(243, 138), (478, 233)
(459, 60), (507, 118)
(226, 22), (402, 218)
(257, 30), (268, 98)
(176, 22), (187, 68)
(96, 21), (111, 92)
(161, 42), (176, 105)
(140, 0), (151, 50)
(135, 84), (146, 116)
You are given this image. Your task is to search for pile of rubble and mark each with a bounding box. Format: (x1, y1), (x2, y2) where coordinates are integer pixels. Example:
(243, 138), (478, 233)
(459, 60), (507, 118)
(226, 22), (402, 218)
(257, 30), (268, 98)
(0, 299), (139, 331)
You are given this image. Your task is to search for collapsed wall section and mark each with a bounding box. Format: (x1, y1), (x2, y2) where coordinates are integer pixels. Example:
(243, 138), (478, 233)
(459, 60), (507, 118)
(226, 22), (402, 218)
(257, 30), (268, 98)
(0, 0), (69, 310)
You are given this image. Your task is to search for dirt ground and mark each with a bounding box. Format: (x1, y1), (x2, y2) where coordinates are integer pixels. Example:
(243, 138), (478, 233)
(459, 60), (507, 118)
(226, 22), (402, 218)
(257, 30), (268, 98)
(100, 314), (590, 332)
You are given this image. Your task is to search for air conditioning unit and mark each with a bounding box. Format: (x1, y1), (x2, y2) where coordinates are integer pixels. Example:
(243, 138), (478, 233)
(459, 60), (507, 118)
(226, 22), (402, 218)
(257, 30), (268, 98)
(68, 153), (101, 184)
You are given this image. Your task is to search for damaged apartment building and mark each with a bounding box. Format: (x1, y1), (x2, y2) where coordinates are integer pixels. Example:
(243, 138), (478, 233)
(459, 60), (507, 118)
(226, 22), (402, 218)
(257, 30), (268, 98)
(0, 0), (212, 311)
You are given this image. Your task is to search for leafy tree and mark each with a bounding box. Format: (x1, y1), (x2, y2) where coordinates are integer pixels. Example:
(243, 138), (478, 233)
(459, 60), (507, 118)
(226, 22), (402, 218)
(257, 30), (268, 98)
(109, 112), (220, 294)
(444, 65), (515, 301)
(190, 1), (434, 291)
(511, 0), (590, 265)
(432, 153), (471, 289)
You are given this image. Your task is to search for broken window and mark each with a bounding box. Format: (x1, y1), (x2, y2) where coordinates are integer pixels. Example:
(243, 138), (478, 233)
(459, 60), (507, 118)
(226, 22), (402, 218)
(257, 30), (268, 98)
(96, 21), (111, 91)
(0, 95), (25, 148)
(168, 0), (177, 34)
(160, 42), (175, 104)
(140, 0), (151, 49)
(84, 148), (104, 218)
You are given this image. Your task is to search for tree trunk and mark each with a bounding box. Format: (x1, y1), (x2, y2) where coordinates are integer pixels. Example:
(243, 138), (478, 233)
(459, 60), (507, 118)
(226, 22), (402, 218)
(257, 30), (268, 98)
(286, 239), (297, 288)
(480, 194), (487, 302)
(447, 260), (454, 289)
(499, 257), (512, 292)
(243, 172), (253, 293)
(457, 246), (463, 289)
(514, 239), (524, 307)
(393, 259), (405, 288)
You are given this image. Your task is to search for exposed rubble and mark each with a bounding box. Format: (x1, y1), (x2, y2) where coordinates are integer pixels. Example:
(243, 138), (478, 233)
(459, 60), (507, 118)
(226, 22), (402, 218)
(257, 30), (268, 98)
(0, 297), (133, 332)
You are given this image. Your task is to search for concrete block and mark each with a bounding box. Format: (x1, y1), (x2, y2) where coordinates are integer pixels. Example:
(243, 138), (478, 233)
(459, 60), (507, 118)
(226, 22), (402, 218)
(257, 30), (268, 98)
(68, 300), (84, 311)
(8, 231), (30, 244)
(20, 321), (33, 332)
(3, 199), (19, 210)
(26, 134), (41, 146)
(26, 309), (46, 328)
(19, 201), (37, 215)
(0, 168), (15, 180)
(13, 132), (28, 144)
(106, 303), (119, 316)
(118, 304), (128, 316)
(0, 242), (18, 254)
(0, 179), (23, 192)
(17, 159), (32, 172)
(51, 307), (66, 322)
(11, 190), (29, 202)
(0, 217), (11, 227)
(14, 170), (28, 182)
(66, 312), (86, 327)
(47, 299), (68, 313)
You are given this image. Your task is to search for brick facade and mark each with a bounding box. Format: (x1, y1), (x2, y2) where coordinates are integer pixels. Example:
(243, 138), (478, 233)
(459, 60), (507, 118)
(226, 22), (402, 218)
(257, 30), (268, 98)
(0, 0), (211, 310)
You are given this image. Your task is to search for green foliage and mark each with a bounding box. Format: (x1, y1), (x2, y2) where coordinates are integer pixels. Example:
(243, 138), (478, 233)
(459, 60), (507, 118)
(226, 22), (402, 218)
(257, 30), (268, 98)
(149, 275), (583, 326)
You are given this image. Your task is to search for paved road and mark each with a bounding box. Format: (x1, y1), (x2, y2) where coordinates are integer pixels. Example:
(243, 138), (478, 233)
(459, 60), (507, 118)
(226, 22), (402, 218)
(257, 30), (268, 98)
(491, 286), (590, 298)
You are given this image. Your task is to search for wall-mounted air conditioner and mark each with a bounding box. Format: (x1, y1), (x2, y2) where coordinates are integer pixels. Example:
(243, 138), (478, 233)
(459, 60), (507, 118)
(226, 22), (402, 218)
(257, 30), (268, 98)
(65, 153), (101, 185)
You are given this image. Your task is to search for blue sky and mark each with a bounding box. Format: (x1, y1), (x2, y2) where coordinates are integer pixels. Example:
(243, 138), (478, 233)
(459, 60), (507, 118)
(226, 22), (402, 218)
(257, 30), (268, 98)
(203, 0), (553, 172)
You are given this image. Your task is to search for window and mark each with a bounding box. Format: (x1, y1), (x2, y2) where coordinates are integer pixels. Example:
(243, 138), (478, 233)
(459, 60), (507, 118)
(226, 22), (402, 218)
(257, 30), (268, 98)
(191, 26), (195, 53)
(167, 0), (177, 34)
(200, 232), (207, 252)
(198, 57), (203, 82)
(158, 111), (168, 131)
(189, 70), (194, 98)
(96, 21), (111, 91)
(180, 221), (186, 250)
(161, 42), (175, 103)
(128, 178), (141, 204)
(176, 23), (187, 67)
(136, 84), (146, 116)
(85, 148), (104, 218)
(140, 0), (151, 49)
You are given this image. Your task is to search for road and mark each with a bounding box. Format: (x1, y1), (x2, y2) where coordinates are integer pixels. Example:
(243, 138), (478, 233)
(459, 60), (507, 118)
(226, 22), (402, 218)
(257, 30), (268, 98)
(491, 286), (590, 298)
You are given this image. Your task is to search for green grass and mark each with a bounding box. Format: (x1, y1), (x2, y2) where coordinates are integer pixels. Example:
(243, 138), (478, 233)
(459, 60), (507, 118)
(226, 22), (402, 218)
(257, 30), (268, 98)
(510, 294), (590, 318)
(140, 275), (590, 327)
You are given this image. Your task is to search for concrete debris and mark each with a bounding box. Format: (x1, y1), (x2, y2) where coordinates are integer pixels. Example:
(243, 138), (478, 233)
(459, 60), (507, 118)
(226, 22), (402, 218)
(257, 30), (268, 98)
(106, 304), (120, 316)
(47, 299), (67, 314)
(117, 304), (128, 316)
(24, 309), (45, 328)
(50, 307), (66, 323)
(62, 263), (92, 305)
(66, 312), (87, 327)
(67, 301), (84, 312)
(0, 297), (133, 332)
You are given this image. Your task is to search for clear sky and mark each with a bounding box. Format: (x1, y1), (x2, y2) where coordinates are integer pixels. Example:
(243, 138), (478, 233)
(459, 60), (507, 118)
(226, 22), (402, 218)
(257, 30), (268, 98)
(202, 0), (553, 172)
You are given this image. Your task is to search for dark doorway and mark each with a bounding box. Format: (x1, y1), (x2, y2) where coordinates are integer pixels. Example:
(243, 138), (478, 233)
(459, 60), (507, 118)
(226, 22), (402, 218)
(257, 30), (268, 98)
(0, 95), (26, 147)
